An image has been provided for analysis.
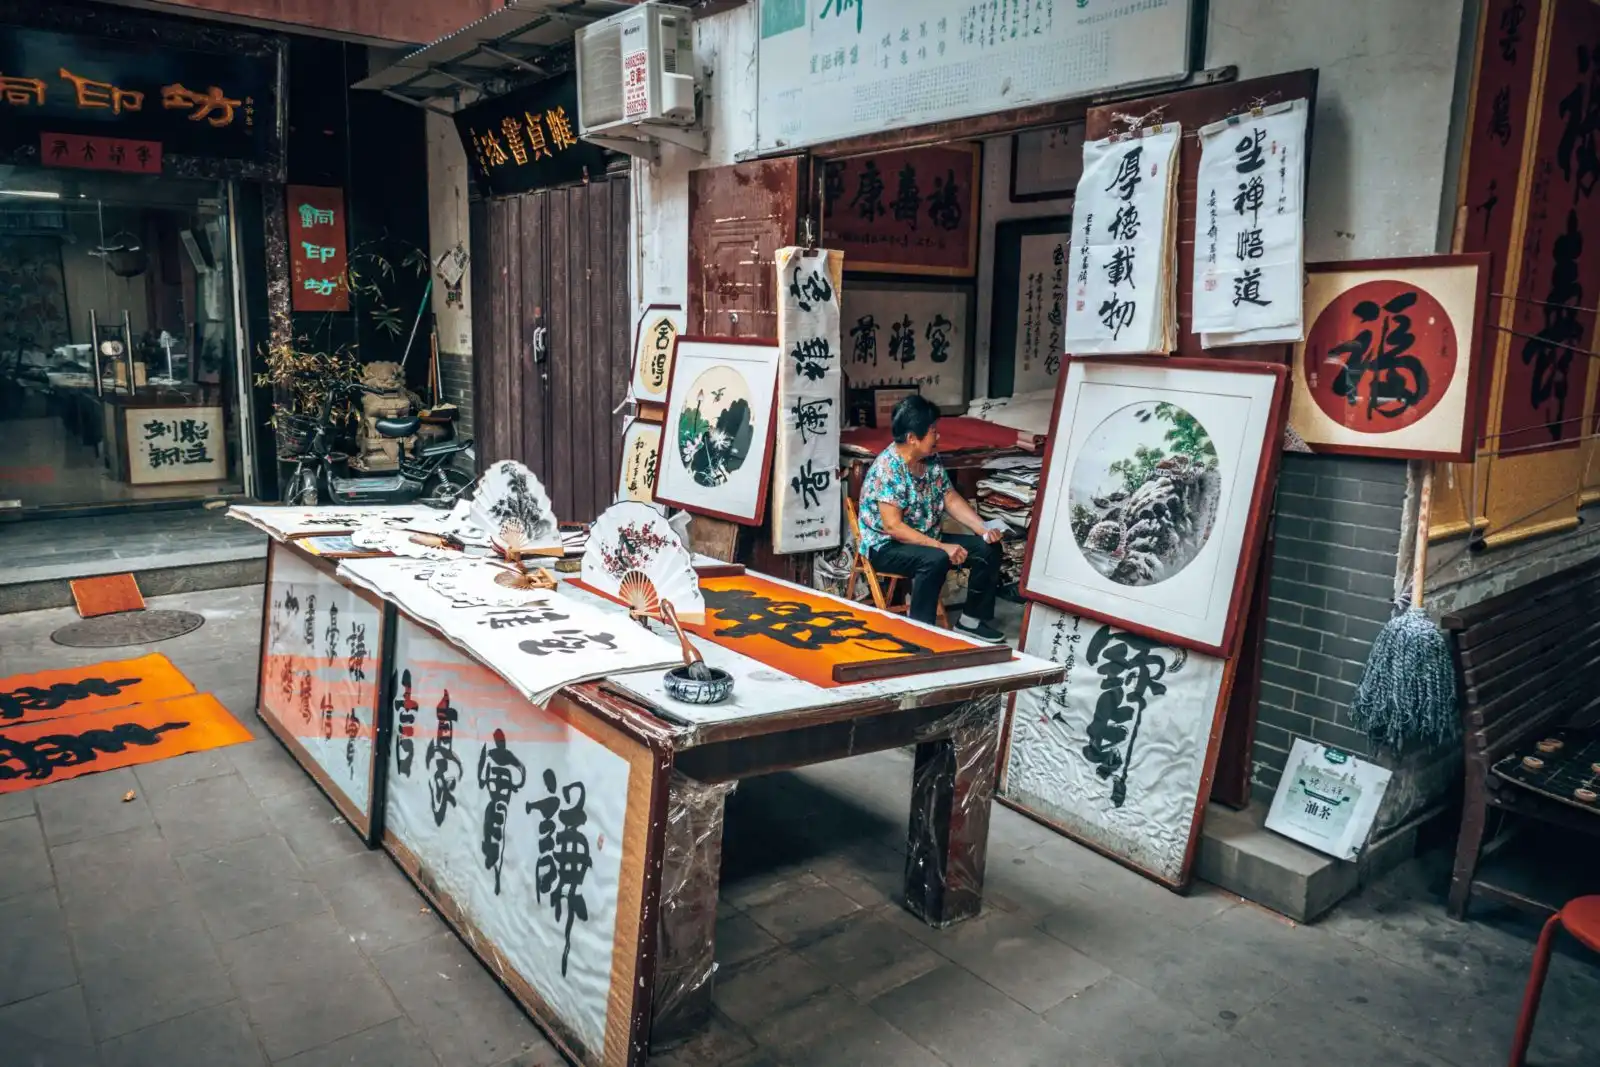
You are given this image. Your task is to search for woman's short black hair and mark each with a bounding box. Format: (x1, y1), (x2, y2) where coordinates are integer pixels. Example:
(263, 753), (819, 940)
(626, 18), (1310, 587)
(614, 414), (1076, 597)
(890, 394), (941, 443)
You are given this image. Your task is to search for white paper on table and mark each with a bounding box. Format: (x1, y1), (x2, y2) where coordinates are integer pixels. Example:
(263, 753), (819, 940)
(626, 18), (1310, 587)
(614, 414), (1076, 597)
(1193, 99), (1309, 342)
(1064, 124), (1182, 355)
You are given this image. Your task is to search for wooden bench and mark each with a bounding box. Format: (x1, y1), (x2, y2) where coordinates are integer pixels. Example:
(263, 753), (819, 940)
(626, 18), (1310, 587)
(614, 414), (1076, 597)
(1442, 557), (1600, 920)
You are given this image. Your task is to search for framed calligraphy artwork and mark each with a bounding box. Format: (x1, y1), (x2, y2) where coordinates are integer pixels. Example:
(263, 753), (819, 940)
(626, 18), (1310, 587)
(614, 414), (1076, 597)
(772, 246), (845, 553)
(999, 602), (1232, 888)
(121, 405), (226, 484)
(629, 305), (684, 403)
(1064, 124), (1182, 355)
(1022, 358), (1288, 658)
(384, 613), (668, 1067)
(1010, 123), (1086, 202)
(617, 418), (663, 510)
(681, 574), (1010, 688)
(840, 280), (974, 411)
(653, 337), (782, 526)
(257, 543), (389, 840)
(286, 185), (349, 312)
(1290, 254), (1491, 461)
(821, 143), (980, 277)
(1192, 99), (1309, 347)
(988, 217), (1072, 398)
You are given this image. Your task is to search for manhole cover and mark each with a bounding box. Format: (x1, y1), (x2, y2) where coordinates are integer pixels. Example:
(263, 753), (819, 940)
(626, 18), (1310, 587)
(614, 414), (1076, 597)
(51, 610), (206, 648)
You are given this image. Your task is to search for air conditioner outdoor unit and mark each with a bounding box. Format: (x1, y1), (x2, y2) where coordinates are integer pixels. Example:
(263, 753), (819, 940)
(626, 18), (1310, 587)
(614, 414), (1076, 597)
(576, 3), (705, 161)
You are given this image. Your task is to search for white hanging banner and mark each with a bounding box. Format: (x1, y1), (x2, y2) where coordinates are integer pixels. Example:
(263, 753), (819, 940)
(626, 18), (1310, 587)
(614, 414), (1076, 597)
(1193, 99), (1309, 345)
(772, 247), (845, 554)
(1063, 124), (1181, 355)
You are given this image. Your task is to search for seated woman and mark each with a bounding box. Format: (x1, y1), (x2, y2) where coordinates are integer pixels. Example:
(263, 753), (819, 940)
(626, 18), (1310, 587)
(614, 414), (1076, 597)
(856, 395), (1005, 643)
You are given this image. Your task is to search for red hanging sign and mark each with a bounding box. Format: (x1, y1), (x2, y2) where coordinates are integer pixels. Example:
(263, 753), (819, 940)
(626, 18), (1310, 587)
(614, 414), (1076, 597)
(40, 132), (161, 174)
(285, 185), (350, 313)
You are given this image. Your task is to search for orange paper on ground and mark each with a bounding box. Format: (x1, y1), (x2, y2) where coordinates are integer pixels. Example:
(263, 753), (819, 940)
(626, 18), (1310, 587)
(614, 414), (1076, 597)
(0, 693), (252, 794)
(70, 573), (146, 617)
(0, 653), (196, 727)
(682, 574), (989, 688)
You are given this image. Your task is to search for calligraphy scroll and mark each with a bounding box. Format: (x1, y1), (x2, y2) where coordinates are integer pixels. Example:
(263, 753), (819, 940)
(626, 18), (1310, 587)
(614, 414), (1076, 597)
(772, 247), (844, 553)
(1000, 602), (1229, 888)
(1193, 99), (1309, 346)
(124, 405), (226, 484)
(616, 418), (663, 509)
(629, 305), (684, 403)
(840, 280), (974, 410)
(259, 546), (383, 825)
(990, 218), (1072, 397)
(1064, 125), (1181, 355)
(386, 615), (658, 1067)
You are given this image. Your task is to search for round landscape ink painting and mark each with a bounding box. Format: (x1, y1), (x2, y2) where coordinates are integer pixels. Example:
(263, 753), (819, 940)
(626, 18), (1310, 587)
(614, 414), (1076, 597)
(1302, 279), (1456, 433)
(677, 366), (755, 488)
(1067, 402), (1221, 587)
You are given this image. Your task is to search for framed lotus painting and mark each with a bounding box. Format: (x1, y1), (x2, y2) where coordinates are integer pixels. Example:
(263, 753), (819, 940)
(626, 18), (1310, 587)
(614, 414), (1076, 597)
(653, 337), (781, 526)
(1021, 357), (1288, 657)
(1290, 253), (1490, 461)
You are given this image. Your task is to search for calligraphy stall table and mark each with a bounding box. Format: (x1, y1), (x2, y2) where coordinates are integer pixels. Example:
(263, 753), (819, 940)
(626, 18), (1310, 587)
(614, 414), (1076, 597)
(236, 508), (1061, 1067)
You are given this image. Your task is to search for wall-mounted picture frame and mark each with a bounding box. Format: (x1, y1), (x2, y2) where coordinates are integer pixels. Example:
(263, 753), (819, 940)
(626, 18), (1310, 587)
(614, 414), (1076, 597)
(988, 216), (1072, 399)
(840, 279), (975, 412)
(1290, 253), (1491, 462)
(653, 336), (781, 526)
(1022, 357), (1288, 658)
(822, 142), (981, 277)
(1010, 122), (1086, 202)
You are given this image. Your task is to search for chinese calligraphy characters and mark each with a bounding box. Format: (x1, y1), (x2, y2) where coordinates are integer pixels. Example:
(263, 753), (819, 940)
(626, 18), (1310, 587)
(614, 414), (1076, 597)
(774, 247), (845, 552)
(130, 408), (223, 483)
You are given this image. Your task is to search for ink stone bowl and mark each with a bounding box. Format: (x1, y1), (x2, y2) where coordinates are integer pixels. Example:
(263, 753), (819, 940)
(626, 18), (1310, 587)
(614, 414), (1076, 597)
(663, 664), (734, 705)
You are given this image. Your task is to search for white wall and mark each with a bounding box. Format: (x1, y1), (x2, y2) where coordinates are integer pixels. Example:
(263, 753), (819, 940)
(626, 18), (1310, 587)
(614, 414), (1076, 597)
(426, 110), (473, 355)
(1204, 0), (1466, 262)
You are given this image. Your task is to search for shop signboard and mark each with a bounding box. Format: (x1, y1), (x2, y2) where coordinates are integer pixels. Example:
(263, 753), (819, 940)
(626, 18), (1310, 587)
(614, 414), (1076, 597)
(0, 24), (282, 173)
(821, 144), (979, 277)
(454, 73), (610, 198)
(286, 185), (350, 313)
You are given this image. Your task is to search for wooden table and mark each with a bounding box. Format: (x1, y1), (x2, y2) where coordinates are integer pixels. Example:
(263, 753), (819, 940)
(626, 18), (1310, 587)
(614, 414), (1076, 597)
(248, 531), (1061, 1067)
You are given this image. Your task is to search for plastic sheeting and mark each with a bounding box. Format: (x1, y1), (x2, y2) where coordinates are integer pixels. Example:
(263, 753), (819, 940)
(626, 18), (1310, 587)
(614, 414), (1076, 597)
(906, 693), (1004, 927)
(651, 771), (736, 1048)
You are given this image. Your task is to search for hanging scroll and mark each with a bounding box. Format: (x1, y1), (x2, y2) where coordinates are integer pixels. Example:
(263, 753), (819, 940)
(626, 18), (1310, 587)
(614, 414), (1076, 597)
(772, 247), (845, 552)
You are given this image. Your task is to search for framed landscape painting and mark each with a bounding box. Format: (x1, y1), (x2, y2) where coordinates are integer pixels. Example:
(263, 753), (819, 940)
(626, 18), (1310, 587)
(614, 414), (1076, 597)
(1290, 253), (1490, 461)
(1021, 357), (1288, 657)
(653, 337), (781, 526)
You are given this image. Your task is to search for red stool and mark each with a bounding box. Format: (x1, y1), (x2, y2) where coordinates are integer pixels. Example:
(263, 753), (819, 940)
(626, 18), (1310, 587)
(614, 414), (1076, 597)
(1508, 895), (1600, 1066)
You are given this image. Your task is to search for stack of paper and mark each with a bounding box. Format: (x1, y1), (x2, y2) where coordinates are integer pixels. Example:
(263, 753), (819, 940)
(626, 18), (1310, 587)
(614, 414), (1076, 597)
(1063, 124), (1182, 356)
(973, 457), (1043, 590)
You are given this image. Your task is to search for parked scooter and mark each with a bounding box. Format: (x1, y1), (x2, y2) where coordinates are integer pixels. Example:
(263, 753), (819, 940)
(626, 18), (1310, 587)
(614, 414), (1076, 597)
(279, 379), (472, 508)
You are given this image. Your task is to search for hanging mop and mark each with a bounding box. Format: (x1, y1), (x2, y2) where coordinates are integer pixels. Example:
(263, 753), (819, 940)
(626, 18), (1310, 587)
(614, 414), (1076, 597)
(1348, 468), (1460, 753)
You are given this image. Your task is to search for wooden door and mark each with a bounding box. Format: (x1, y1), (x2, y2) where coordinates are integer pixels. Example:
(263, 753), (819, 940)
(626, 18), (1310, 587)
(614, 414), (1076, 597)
(687, 157), (808, 338)
(471, 176), (632, 523)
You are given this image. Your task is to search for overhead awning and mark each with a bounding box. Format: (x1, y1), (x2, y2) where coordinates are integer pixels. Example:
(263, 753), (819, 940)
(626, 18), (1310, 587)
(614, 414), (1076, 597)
(352, 0), (634, 113)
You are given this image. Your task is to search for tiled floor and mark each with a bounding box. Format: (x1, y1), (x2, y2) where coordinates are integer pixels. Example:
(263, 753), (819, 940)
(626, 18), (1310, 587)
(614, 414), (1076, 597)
(1, 586), (1596, 1067)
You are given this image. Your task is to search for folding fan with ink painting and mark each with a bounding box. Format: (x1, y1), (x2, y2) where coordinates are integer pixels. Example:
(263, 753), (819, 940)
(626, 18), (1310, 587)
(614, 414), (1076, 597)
(580, 501), (704, 624)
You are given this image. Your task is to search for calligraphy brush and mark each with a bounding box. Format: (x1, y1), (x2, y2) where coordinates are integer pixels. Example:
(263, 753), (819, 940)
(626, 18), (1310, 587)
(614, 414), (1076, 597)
(659, 601), (713, 681)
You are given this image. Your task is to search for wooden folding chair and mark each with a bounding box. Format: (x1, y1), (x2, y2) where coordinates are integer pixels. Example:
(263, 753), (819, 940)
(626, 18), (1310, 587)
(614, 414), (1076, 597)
(843, 496), (949, 628)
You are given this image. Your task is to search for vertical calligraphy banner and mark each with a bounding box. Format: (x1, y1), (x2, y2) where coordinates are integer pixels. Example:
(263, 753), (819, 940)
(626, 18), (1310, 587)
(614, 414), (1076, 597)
(1480, 0), (1598, 546)
(286, 185), (350, 313)
(1064, 125), (1181, 355)
(1192, 99), (1308, 346)
(773, 247), (844, 554)
(1431, 0), (1545, 541)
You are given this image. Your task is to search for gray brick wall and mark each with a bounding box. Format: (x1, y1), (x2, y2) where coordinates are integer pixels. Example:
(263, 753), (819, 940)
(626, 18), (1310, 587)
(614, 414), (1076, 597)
(438, 349), (474, 442)
(1251, 454), (1408, 797)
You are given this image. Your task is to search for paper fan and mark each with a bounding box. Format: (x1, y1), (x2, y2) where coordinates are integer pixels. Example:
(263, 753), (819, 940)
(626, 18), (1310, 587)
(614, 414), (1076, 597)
(582, 502), (703, 622)
(469, 461), (561, 552)
(426, 560), (554, 608)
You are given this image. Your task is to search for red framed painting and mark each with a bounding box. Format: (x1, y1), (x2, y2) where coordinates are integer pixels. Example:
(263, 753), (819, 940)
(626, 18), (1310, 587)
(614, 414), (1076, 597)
(1289, 253), (1491, 461)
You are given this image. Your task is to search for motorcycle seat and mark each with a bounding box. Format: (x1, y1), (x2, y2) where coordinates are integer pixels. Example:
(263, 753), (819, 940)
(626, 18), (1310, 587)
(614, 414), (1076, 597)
(374, 415), (421, 438)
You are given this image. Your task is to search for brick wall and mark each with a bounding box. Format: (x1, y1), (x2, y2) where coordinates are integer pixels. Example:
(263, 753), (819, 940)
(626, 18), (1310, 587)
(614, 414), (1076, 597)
(439, 350), (474, 444)
(1251, 454), (1408, 797)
